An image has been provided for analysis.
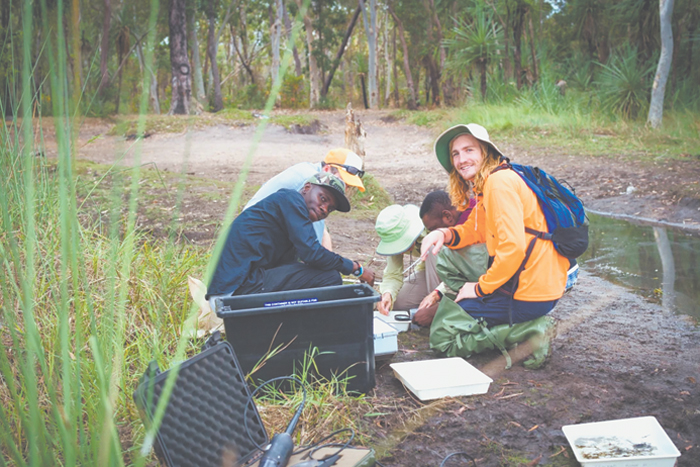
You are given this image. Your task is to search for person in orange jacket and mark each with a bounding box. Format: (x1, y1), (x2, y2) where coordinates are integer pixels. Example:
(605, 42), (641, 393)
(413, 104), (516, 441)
(419, 124), (569, 327)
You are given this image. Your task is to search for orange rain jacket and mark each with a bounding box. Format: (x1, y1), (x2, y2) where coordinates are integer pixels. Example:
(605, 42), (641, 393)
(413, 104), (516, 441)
(444, 168), (569, 301)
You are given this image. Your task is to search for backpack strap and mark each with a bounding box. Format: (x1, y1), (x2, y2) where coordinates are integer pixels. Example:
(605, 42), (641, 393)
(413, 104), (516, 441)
(526, 226), (551, 240)
(490, 162), (555, 326)
(490, 160), (512, 175)
(501, 228), (549, 326)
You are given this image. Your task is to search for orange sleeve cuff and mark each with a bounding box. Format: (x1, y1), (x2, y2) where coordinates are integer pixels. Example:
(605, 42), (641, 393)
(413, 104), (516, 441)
(444, 227), (460, 247)
(475, 283), (486, 297)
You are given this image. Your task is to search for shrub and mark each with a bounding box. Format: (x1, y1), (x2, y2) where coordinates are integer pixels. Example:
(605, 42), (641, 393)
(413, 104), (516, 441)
(280, 74), (308, 109)
(595, 44), (654, 119)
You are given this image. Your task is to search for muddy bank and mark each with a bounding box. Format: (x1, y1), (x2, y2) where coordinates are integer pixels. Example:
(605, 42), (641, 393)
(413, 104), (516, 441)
(63, 110), (700, 465)
(373, 272), (699, 466)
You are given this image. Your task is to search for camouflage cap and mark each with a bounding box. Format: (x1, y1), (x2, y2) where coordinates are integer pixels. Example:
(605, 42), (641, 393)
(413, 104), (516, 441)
(305, 172), (351, 212)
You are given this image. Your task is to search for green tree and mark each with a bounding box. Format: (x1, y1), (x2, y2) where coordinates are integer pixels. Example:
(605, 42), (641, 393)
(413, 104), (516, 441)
(444, 10), (503, 101)
(596, 44), (654, 119)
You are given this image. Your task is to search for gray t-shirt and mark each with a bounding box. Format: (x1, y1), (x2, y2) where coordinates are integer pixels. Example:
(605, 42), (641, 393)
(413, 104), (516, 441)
(244, 162), (325, 243)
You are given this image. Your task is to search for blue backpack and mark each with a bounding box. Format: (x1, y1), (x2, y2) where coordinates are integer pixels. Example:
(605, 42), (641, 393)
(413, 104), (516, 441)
(492, 161), (588, 325)
(493, 161), (589, 260)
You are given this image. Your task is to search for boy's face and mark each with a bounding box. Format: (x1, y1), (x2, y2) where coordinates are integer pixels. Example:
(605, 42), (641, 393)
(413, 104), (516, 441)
(302, 183), (337, 222)
(421, 208), (457, 231)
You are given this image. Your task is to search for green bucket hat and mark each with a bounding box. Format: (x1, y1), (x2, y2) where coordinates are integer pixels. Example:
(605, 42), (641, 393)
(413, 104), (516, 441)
(306, 172), (351, 213)
(375, 205), (424, 256)
(434, 123), (504, 173)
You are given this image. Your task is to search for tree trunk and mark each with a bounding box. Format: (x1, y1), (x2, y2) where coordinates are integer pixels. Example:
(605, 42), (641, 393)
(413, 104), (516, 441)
(168, 0), (194, 115)
(1, 0), (8, 32)
(392, 24), (399, 105)
(427, 55), (440, 105)
(527, 9), (538, 83)
(115, 27), (129, 113)
(345, 54), (354, 102)
(486, 0), (511, 81)
(205, 0), (223, 112)
(189, 6), (206, 103)
(236, 0), (253, 85)
(136, 42), (160, 114)
(295, 0), (320, 108)
(203, 33), (210, 95)
(231, 23), (256, 85)
(383, 15), (392, 106)
(98, 0), (111, 92)
(360, 0), (378, 108)
(687, 12), (697, 79)
(207, 11), (223, 111)
(647, 0), (675, 128)
(359, 73), (369, 109)
(270, 0), (283, 86)
(504, 2), (512, 82)
(669, 15), (682, 93)
(582, 6), (598, 61)
(479, 59), (487, 100)
(428, 0), (448, 104)
(283, 4), (303, 76)
(513, 1), (526, 89)
(388, 5), (417, 110)
(421, 0), (437, 105)
(322, 5), (361, 98)
(70, 0), (82, 102)
(423, 61), (430, 104)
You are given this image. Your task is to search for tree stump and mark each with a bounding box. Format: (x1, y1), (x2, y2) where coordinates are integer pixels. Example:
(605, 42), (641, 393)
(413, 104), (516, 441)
(344, 102), (366, 169)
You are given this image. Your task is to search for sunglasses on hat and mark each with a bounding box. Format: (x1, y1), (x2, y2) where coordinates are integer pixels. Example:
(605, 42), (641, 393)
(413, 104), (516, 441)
(329, 163), (365, 178)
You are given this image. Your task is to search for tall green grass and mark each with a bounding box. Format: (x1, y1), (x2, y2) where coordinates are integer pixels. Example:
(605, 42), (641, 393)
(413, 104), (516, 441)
(0, 0), (210, 464)
(0, 0), (358, 466)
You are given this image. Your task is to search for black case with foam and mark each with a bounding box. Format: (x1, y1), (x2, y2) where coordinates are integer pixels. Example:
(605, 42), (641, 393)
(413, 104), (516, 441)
(133, 333), (268, 466)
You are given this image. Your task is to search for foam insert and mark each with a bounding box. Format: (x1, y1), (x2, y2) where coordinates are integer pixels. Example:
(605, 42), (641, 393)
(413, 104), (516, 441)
(134, 340), (268, 466)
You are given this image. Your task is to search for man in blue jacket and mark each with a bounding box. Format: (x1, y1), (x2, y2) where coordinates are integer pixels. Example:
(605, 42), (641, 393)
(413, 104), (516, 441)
(244, 148), (366, 250)
(207, 173), (374, 298)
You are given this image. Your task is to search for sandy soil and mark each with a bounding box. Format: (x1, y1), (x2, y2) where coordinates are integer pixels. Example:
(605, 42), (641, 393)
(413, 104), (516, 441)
(64, 110), (700, 466)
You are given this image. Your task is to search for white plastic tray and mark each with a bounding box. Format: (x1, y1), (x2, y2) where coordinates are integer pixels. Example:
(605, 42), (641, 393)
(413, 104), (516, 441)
(373, 310), (417, 333)
(562, 416), (681, 467)
(373, 317), (398, 357)
(390, 357), (492, 401)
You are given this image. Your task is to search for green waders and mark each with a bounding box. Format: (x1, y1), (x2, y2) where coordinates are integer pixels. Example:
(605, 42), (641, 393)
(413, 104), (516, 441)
(429, 297), (554, 369)
(430, 243), (555, 369)
(435, 243), (489, 290)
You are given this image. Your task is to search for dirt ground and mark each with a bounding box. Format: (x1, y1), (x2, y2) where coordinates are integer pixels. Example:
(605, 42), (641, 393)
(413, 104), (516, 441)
(62, 110), (700, 466)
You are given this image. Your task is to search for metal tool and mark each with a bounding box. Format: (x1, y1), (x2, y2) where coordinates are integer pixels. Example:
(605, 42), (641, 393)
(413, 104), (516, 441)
(402, 257), (422, 275)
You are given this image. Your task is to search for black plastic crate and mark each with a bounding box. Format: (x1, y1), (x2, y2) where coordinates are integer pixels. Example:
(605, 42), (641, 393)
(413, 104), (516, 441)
(213, 284), (380, 393)
(133, 335), (268, 467)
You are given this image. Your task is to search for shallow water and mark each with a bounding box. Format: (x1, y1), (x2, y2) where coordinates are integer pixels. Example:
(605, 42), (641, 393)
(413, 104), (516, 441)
(582, 213), (700, 321)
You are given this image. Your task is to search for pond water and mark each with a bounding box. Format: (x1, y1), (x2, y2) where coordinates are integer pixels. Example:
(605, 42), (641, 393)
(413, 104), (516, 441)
(582, 213), (700, 321)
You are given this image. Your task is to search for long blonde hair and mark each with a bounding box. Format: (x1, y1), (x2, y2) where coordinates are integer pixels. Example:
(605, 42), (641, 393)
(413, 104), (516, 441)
(447, 140), (503, 207)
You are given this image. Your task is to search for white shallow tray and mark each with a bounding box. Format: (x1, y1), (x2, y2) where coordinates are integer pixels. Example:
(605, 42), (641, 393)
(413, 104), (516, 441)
(562, 416), (681, 467)
(390, 357), (492, 401)
(373, 316), (398, 357)
(373, 310), (418, 333)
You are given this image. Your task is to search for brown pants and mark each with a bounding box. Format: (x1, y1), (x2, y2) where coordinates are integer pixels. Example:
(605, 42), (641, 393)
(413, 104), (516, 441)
(393, 252), (440, 311)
